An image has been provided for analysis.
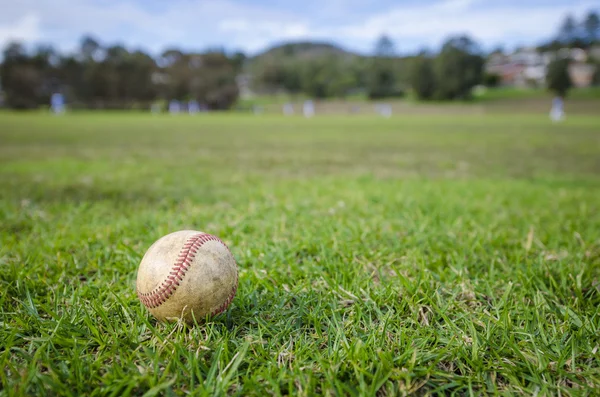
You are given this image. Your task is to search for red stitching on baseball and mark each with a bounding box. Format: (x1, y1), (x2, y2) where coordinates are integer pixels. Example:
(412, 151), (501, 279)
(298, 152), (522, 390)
(137, 233), (236, 311)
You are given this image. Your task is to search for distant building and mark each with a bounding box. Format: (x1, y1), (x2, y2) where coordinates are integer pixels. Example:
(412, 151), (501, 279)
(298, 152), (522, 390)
(485, 46), (596, 89)
(556, 48), (587, 62)
(486, 47), (548, 87)
(487, 63), (518, 86)
(569, 63), (596, 88)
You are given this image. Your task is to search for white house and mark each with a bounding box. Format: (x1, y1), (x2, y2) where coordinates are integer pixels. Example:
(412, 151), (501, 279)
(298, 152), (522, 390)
(486, 46), (596, 88)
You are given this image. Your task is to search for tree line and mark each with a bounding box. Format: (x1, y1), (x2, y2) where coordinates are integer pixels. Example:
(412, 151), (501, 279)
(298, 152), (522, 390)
(250, 10), (599, 101)
(248, 34), (485, 101)
(0, 9), (598, 110)
(539, 11), (600, 51)
(0, 36), (244, 110)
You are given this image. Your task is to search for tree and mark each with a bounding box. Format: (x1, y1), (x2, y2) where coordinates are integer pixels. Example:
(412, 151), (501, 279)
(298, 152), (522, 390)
(349, 58), (368, 89)
(57, 55), (85, 105)
(483, 73), (501, 87)
(592, 64), (600, 86)
(80, 35), (102, 61)
(327, 73), (356, 98)
(366, 64), (399, 99)
(280, 62), (303, 96)
(158, 49), (190, 100)
(366, 35), (400, 99)
(1, 42), (43, 109)
(159, 48), (184, 68)
(83, 61), (112, 105)
(538, 39), (563, 52)
(584, 11), (600, 43)
(322, 57), (357, 98)
(254, 61), (288, 93)
(30, 44), (61, 105)
(300, 58), (333, 99)
(126, 51), (158, 103)
(558, 15), (578, 44)
(33, 44), (59, 67)
(409, 56), (436, 100)
(103, 45), (129, 104)
(231, 51), (247, 73)
(2, 42), (26, 62)
(374, 35), (396, 58)
(433, 35), (484, 100)
(546, 58), (572, 97)
(188, 52), (239, 109)
(490, 46), (504, 56)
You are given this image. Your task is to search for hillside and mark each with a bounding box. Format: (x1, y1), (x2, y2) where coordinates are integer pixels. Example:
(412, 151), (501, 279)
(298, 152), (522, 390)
(251, 40), (359, 61)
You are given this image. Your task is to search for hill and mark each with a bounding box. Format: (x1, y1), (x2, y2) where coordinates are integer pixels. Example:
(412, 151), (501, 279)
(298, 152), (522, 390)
(251, 40), (359, 61)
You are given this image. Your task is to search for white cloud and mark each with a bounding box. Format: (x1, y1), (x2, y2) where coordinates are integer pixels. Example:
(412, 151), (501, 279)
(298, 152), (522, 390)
(0, 0), (301, 54)
(219, 0), (598, 53)
(438, 0), (481, 11)
(323, 0), (596, 51)
(0, 14), (42, 49)
(219, 19), (312, 52)
(0, 0), (596, 55)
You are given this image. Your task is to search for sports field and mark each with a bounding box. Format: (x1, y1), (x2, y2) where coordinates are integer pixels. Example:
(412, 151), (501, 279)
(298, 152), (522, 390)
(1, 112), (599, 395)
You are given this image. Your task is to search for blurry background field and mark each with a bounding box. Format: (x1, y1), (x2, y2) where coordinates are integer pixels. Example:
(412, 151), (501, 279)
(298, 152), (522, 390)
(1, 111), (599, 395)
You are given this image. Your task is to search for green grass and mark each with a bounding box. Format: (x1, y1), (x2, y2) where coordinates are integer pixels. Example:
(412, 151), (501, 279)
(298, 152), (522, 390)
(474, 86), (600, 102)
(237, 87), (600, 108)
(1, 112), (599, 396)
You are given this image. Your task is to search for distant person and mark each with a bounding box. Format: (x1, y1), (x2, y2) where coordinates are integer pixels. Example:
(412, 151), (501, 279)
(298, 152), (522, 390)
(169, 100), (181, 114)
(550, 96), (564, 122)
(188, 100), (200, 114)
(380, 104), (392, 118)
(283, 103), (294, 115)
(303, 100), (314, 118)
(50, 93), (65, 114)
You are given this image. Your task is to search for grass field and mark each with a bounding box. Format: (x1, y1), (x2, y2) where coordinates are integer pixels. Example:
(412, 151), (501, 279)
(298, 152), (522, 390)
(236, 87), (600, 109)
(1, 112), (600, 396)
(473, 87), (600, 102)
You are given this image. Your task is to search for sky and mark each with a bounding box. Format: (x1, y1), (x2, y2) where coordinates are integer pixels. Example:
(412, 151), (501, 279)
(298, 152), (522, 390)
(0, 0), (598, 56)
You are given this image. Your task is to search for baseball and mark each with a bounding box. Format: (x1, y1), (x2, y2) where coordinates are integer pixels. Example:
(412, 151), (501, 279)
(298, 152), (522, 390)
(136, 230), (238, 323)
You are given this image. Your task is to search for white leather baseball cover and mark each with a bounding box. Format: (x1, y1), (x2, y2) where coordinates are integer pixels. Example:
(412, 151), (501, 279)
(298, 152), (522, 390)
(136, 230), (238, 323)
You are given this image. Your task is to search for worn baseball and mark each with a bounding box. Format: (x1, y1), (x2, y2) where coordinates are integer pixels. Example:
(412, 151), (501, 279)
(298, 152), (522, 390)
(136, 230), (238, 323)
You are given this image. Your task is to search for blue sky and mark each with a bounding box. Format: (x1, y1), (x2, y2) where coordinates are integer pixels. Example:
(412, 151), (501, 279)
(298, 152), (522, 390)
(0, 0), (598, 56)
